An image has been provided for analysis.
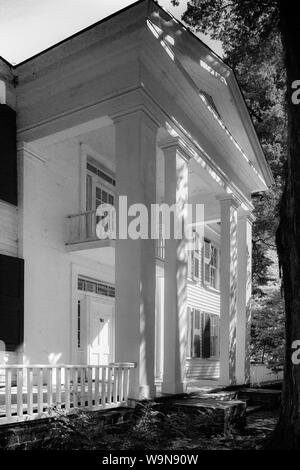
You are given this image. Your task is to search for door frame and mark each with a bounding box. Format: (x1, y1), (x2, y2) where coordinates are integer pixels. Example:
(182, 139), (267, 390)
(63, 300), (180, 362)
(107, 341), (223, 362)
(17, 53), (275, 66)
(86, 293), (115, 365)
(70, 262), (115, 364)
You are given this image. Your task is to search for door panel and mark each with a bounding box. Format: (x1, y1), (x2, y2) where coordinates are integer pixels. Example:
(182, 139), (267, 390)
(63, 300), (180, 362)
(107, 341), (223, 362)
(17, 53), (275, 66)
(88, 299), (114, 366)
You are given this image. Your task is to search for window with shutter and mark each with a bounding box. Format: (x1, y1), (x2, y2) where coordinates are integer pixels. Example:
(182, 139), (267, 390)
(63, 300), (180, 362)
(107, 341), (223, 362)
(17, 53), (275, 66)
(191, 309), (201, 357)
(0, 105), (17, 205)
(189, 309), (220, 359)
(0, 254), (24, 351)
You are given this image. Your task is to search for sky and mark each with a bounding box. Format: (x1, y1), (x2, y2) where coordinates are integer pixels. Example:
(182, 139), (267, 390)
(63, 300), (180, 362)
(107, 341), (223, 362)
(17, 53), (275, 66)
(0, 0), (223, 65)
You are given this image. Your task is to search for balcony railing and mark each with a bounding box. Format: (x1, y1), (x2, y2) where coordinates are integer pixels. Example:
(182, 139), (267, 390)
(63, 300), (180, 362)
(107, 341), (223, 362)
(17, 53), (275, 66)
(67, 209), (111, 245)
(0, 363), (135, 425)
(66, 210), (165, 259)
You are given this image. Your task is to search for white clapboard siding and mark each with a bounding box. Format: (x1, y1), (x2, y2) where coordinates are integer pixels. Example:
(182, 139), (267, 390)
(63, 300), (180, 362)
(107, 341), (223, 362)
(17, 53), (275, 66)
(186, 358), (220, 380)
(187, 282), (220, 316)
(0, 201), (18, 257)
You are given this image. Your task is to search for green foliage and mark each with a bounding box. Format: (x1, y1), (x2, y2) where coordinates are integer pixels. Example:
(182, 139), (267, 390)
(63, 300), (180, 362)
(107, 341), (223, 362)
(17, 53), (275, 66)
(251, 284), (285, 371)
(173, 0), (286, 289)
(34, 401), (276, 451)
(41, 408), (107, 450)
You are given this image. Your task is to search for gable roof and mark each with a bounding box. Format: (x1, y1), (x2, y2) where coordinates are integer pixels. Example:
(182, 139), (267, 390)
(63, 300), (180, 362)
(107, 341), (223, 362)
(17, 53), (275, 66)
(0, 0), (273, 190)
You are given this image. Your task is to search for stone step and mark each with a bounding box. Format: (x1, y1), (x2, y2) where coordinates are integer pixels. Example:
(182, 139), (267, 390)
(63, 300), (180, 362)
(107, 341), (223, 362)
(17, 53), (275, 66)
(190, 391), (238, 401)
(237, 388), (281, 410)
(245, 405), (263, 415)
(166, 398), (246, 434)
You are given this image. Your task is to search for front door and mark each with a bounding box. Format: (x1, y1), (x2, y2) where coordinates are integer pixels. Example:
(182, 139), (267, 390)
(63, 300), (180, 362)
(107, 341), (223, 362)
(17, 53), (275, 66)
(88, 298), (114, 366)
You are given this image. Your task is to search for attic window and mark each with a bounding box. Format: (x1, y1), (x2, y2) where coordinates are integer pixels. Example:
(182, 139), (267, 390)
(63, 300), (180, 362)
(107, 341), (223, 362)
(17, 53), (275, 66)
(199, 91), (221, 119)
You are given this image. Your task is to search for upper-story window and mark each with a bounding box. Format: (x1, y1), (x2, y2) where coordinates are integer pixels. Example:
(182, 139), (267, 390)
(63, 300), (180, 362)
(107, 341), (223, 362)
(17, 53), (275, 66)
(192, 230), (201, 281)
(86, 157), (115, 211)
(204, 239), (219, 290)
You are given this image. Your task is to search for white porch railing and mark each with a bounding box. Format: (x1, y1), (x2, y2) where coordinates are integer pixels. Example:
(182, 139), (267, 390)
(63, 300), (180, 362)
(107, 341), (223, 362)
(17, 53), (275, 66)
(0, 363), (135, 425)
(67, 209), (115, 245)
(67, 210), (166, 259)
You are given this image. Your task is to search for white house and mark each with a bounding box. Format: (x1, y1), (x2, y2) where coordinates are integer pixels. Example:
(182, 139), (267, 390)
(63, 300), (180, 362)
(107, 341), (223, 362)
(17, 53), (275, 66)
(0, 0), (272, 401)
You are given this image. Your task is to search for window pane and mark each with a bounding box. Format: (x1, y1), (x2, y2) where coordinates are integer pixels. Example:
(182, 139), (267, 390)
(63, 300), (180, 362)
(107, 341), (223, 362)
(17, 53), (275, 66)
(86, 175), (93, 211)
(202, 313), (211, 358)
(210, 267), (216, 288)
(194, 310), (200, 329)
(193, 334), (201, 357)
(204, 263), (210, 283)
(194, 257), (200, 279)
(204, 240), (210, 259)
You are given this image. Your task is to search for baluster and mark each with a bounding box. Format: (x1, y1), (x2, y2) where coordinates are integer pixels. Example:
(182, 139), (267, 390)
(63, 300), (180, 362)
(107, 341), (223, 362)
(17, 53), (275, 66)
(101, 366), (107, 408)
(56, 367), (62, 408)
(37, 367), (43, 415)
(119, 367), (125, 403)
(87, 366), (93, 408)
(5, 368), (12, 421)
(17, 367), (23, 418)
(107, 367), (112, 405)
(65, 367), (71, 411)
(27, 367), (33, 417)
(47, 368), (53, 410)
(73, 367), (78, 407)
(113, 367), (119, 404)
(124, 367), (131, 402)
(94, 366), (100, 407)
(80, 367), (85, 407)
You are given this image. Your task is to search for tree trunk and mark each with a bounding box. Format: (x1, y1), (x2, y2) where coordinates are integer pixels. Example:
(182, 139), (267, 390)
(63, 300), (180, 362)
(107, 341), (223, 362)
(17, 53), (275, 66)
(269, 0), (300, 449)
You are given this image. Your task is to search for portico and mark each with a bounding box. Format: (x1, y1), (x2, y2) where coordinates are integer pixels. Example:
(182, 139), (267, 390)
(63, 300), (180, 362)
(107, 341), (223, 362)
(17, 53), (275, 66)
(0, 0), (272, 408)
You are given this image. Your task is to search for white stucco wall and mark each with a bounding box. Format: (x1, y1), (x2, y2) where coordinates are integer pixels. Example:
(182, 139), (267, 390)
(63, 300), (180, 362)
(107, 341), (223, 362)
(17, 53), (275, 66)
(19, 139), (114, 365)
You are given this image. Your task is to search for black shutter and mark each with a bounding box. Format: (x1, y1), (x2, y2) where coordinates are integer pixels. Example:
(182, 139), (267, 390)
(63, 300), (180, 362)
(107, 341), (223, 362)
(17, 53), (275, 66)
(0, 254), (24, 351)
(0, 104), (17, 205)
(202, 313), (211, 358)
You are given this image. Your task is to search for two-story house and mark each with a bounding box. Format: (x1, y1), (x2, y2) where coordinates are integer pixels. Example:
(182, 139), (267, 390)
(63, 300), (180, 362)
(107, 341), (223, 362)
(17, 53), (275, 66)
(0, 0), (272, 401)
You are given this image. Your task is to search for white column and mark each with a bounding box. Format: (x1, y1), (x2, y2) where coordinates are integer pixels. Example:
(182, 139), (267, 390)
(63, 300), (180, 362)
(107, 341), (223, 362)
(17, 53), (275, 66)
(219, 196), (239, 386)
(155, 276), (164, 381)
(236, 209), (254, 385)
(114, 109), (159, 400)
(160, 138), (189, 394)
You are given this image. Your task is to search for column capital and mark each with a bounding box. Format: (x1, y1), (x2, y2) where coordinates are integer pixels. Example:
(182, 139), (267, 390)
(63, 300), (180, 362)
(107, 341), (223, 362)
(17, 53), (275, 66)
(111, 106), (160, 132)
(158, 135), (193, 162)
(237, 208), (256, 224)
(217, 194), (240, 209)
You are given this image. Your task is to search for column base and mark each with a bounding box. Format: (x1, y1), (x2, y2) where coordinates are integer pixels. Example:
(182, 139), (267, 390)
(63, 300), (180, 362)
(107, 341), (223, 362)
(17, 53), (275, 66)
(128, 384), (156, 401)
(161, 381), (187, 395)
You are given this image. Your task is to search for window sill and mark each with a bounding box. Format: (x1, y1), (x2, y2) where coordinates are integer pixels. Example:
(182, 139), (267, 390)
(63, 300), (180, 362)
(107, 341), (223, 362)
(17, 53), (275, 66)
(202, 283), (220, 294)
(187, 357), (220, 361)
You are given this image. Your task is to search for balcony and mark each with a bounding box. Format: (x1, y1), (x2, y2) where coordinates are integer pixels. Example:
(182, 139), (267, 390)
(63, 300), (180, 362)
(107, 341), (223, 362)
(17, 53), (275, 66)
(66, 210), (165, 260)
(66, 209), (115, 251)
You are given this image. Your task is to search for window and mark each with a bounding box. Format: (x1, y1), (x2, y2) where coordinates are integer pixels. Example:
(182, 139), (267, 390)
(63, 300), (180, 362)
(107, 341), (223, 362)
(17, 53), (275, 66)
(77, 276), (115, 298)
(191, 231), (201, 281)
(86, 157), (115, 211)
(189, 309), (219, 359)
(0, 254), (24, 351)
(0, 105), (17, 205)
(204, 239), (219, 289)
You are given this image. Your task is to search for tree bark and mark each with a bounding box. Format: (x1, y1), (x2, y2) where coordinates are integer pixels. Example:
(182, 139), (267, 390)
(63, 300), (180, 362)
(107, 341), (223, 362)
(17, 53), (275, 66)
(269, 0), (300, 449)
